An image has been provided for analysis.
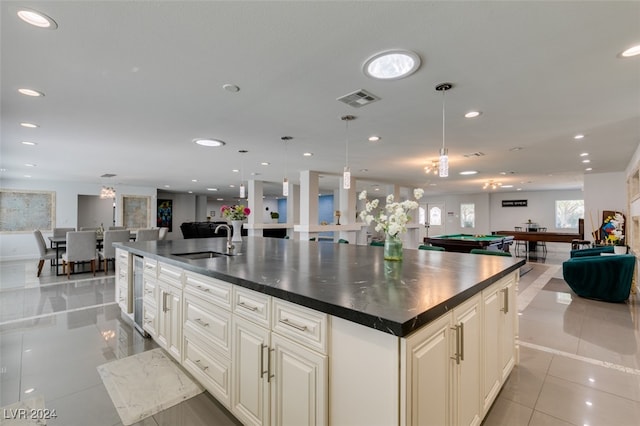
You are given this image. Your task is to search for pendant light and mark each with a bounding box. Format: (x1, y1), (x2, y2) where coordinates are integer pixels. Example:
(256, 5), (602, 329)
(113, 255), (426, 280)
(281, 136), (292, 196)
(238, 149), (248, 198)
(341, 115), (356, 189)
(435, 82), (453, 177)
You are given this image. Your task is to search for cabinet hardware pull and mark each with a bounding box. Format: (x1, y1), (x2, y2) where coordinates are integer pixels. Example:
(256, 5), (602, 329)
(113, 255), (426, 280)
(194, 318), (209, 327)
(162, 292), (168, 313)
(279, 318), (307, 331)
(268, 348), (275, 382)
(450, 325), (461, 364)
(196, 285), (211, 292)
(238, 301), (258, 311)
(500, 288), (509, 314)
(194, 359), (208, 371)
(459, 322), (465, 362)
(260, 344), (268, 378)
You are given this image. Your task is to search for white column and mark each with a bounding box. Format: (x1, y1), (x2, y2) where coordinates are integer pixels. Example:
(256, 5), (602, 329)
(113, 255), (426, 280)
(286, 183), (300, 239)
(248, 180), (263, 237)
(195, 195), (208, 222)
(338, 174), (357, 243)
(299, 171), (319, 240)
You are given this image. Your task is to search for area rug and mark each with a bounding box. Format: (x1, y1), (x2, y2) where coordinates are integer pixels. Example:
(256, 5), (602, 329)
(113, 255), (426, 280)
(0, 396), (47, 426)
(97, 348), (203, 425)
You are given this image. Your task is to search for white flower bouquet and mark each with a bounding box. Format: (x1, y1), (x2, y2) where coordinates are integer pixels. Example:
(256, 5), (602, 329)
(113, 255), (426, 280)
(359, 188), (424, 237)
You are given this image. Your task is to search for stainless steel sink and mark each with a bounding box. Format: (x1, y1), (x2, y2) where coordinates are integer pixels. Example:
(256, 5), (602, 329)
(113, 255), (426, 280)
(172, 251), (230, 260)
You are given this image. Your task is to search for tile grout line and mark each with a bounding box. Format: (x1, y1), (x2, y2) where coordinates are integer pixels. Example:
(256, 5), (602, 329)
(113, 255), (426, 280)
(517, 264), (561, 312)
(519, 340), (640, 376)
(0, 275), (115, 293)
(0, 301), (118, 327)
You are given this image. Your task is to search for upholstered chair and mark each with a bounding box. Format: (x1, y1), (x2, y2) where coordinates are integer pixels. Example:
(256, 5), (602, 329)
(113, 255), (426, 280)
(136, 228), (160, 242)
(33, 229), (59, 277)
(158, 227), (169, 240)
(61, 231), (97, 279)
(98, 230), (130, 273)
(53, 227), (75, 238)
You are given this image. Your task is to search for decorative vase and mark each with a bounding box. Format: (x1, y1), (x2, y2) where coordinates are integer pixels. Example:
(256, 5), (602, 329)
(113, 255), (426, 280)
(231, 220), (243, 242)
(614, 245), (627, 255)
(384, 233), (403, 261)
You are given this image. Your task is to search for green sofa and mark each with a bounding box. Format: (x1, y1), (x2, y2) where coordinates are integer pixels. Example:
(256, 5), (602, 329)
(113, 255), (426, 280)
(569, 246), (614, 258)
(562, 253), (635, 302)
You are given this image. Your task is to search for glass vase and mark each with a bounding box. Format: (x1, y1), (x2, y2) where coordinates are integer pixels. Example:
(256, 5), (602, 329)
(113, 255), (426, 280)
(384, 233), (403, 261)
(231, 220), (243, 242)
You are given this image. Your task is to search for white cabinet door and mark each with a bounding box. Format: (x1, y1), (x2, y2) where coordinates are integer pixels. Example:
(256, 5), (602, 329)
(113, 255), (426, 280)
(270, 333), (327, 426)
(156, 282), (169, 349)
(404, 312), (452, 426)
(482, 284), (502, 414)
(166, 284), (182, 361)
(453, 295), (482, 426)
(499, 277), (517, 381)
(232, 316), (270, 426)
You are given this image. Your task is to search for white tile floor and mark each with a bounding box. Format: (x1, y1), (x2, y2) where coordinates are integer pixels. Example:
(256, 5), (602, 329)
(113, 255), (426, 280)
(1, 251), (639, 426)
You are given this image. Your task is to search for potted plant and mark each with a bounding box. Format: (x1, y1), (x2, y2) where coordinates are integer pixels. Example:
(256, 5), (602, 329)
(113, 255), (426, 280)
(270, 211), (279, 223)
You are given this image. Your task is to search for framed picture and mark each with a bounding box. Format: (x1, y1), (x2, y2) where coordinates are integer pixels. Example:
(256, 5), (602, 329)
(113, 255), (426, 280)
(122, 195), (150, 229)
(0, 189), (55, 233)
(157, 199), (173, 232)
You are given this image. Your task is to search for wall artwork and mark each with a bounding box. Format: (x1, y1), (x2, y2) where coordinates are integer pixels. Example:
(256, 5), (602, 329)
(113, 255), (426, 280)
(0, 189), (55, 233)
(157, 199), (173, 232)
(122, 195), (150, 229)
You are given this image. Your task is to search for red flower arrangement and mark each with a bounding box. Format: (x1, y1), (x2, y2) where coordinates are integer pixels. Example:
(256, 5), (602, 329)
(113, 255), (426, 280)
(221, 204), (251, 220)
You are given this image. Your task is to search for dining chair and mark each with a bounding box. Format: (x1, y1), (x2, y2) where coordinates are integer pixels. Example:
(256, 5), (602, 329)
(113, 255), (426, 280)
(158, 227), (169, 240)
(61, 231), (97, 279)
(80, 227), (99, 231)
(33, 229), (61, 277)
(98, 230), (130, 274)
(53, 227), (75, 238)
(136, 228), (160, 242)
(537, 227), (548, 254)
(513, 226), (527, 257)
(108, 226), (126, 230)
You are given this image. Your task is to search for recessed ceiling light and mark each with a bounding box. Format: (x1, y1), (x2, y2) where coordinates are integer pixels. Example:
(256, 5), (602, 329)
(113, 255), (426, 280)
(582, 159), (591, 163)
(459, 170), (478, 175)
(20, 122), (39, 128)
(580, 152), (589, 157)
(517, 188), (522, 191)
(501, 185), (514, 188)
(251, 172), (261, 176)
(260, 162), (270, 166)
(188, 191), (193, 194)
(232, 169), (239, 173)
(17, 8), (58, 29)
(216, 198), (223, 201)
(164, 185), (170, 188)
(194, 138), (225, 147)
(621, 44), (640, 57)
(464, 111), (482, 118)
(574, 134), (585, 140)
(25, 163), (36, 167)
(222, 84), (240, 92)
(429, 183), (437, 186)
(21, 141), (37, 146)
(363, 49), (421, 80)
(24, 175), (31, 178)
(191, 179), (198, 182)
(207, 188), (218, 191)
(585, 167), (593, 171)
(229, 184), (235, 188)
(303, 152), (313, 157)
(18, 88), (44, 97)
(368, 136), (381, 142)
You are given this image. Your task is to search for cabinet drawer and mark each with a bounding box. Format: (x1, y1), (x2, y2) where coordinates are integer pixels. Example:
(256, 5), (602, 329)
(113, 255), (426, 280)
(273, 299), (328, 354)
(116, 248), (129, 263)
(143, 275), (157, 305)
(183, 337), (231, 408)
(143, 305), (157, 336)
(233, 286), (271, 327)
(184, 271), (232, 310)
(158, 262), (182, 285)
(143, 258), (157, 277)
(184, 296), (231, 357)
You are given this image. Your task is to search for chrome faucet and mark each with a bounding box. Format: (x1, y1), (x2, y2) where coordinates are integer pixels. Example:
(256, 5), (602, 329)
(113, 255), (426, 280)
(215, 224), (234, 252)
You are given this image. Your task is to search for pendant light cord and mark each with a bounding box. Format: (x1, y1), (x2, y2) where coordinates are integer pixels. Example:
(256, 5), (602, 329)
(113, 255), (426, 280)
(441, 89), (446, 151)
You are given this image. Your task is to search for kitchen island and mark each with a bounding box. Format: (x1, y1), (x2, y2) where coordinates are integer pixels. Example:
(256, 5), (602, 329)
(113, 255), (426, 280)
(115, 237), (525, 426)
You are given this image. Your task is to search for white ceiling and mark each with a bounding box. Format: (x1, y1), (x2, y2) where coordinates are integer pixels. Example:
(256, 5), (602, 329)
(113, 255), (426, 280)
(2, 1), (639, 201)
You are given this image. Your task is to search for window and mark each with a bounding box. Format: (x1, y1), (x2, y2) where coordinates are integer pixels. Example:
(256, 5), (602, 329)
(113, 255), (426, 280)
(555, 200), (584, 228)
(429, 206), (442, 226)
(460, 203), (475, 228)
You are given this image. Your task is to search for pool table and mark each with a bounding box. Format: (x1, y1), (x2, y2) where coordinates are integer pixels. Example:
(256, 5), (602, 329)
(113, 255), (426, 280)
(424, 234), (514, 253)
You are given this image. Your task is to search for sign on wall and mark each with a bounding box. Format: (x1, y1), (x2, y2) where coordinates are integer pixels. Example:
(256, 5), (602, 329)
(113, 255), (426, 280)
(502, 199), (528, 207)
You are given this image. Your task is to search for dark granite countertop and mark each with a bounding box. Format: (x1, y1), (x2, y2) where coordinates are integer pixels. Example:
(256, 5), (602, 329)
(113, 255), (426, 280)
(115, 237), (525, 337)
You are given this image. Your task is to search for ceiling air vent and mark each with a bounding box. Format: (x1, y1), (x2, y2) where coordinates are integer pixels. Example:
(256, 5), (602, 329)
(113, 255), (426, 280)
(463, 152), (485, 158)
(337, 89), (380, 108)
(100, 173), (117, 178)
